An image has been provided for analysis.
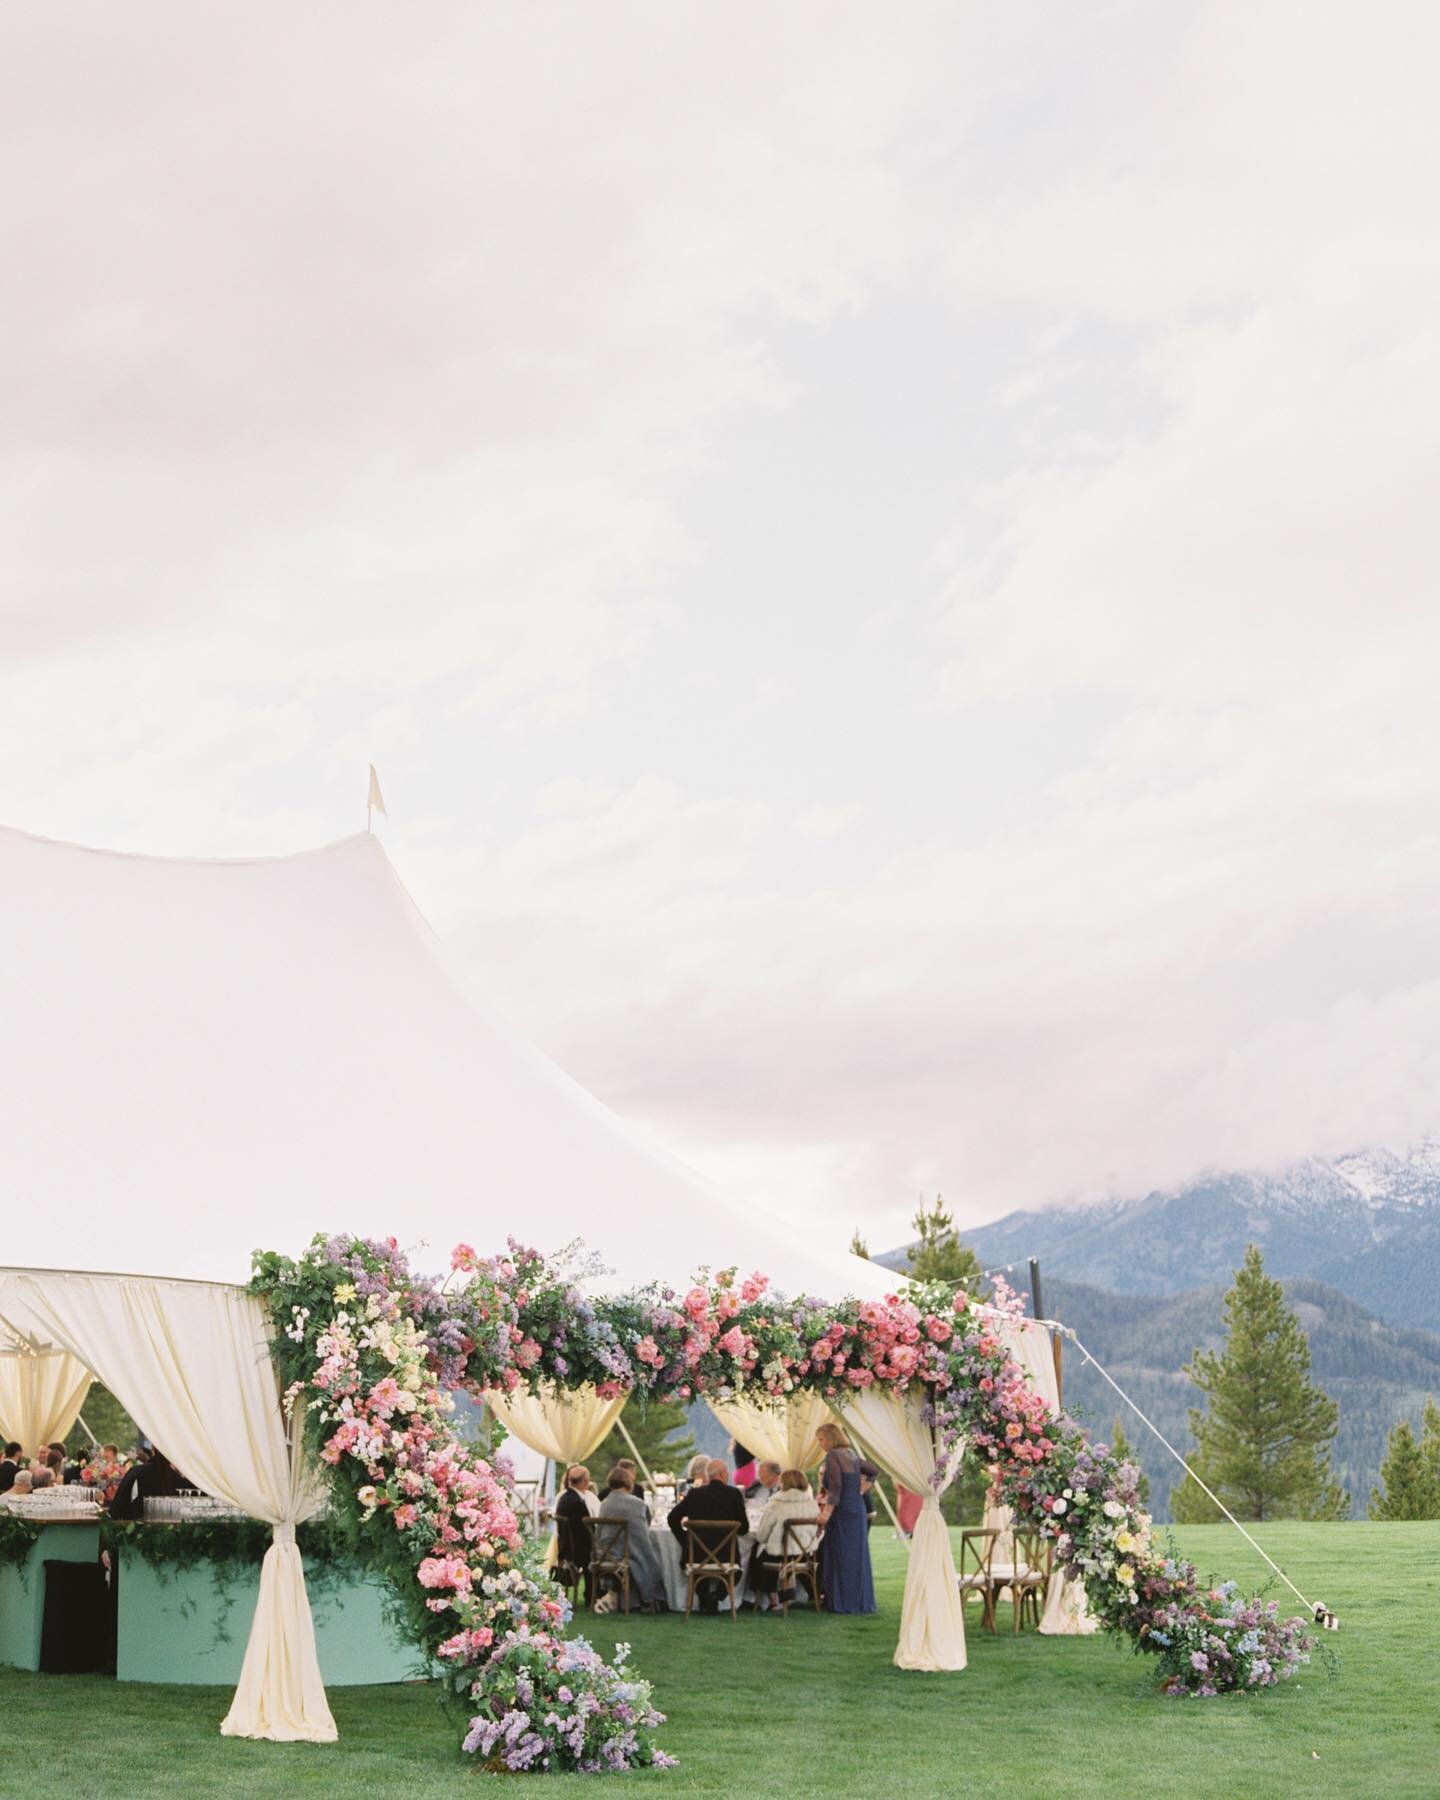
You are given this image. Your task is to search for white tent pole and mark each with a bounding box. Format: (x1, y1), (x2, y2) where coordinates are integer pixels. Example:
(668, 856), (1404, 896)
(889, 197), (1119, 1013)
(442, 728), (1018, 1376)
(614, 1413), (655, 1487)
(74, 1411), (100, 1448)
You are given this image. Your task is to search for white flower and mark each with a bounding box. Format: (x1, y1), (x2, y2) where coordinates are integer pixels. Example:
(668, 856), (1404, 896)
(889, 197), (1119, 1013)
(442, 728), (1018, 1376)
(1052, 1497), (1067, 1515)
(1102, 1499), (1126, 1519)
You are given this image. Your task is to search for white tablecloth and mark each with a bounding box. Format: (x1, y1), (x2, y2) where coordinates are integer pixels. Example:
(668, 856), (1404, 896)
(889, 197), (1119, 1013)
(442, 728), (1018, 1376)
(651, 1522), (757, 1613)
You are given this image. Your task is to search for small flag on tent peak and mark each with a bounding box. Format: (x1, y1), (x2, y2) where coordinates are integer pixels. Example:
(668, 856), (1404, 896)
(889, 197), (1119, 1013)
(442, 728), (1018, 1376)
(367, 764), (387, 831)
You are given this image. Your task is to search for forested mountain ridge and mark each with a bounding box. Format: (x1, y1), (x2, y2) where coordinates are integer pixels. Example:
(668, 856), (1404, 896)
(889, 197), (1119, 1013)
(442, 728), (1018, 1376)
(1041, 1275), (1440, 1521)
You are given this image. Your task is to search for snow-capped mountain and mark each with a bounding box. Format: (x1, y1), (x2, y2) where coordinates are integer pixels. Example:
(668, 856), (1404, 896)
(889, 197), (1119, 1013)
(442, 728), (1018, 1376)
(950, 1141), (1440, 1335)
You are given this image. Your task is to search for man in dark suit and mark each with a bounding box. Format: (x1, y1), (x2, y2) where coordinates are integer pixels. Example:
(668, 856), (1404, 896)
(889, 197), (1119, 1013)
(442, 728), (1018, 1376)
(668, 1458), (749, 1610)
(0, 1443), (21, 1495)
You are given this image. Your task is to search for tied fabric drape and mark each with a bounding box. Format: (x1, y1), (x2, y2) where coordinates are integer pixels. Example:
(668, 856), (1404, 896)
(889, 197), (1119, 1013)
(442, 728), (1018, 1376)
(486, 1382), (627, 1465)
(0, 1342), (92, 1449)
(1, 1271), (335, 1742)
(839, 1388), (967, 1672)
(707, 1390), (832, 1471)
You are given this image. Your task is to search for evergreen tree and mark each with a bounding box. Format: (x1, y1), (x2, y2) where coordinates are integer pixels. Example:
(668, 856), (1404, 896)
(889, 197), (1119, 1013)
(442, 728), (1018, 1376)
(63, 1383), (138, 1459)
(1421, 1398), (1440, 1499)
(1179, 1244), (1348, 1522)
(1110, 1417), (1151, 1505)
(1368, 1416), (1440, 1520)
(592, 1396), (695, 1484)
(905, 1195), (983, 1293)
(849, 1230), (870, 1259)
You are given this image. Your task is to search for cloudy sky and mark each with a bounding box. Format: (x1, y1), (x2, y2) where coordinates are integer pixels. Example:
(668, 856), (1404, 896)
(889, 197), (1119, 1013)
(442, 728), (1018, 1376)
(5, 3), (1438, 1248)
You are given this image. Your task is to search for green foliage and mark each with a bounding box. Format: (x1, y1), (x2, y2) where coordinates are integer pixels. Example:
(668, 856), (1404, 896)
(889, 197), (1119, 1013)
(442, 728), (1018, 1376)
(0, 1510), (43, 1571)
(904, 1195), (983, 1292)
(1110, 1418), (1150, 1505)
(850, 1230), (870, 1259)
(102, 1515), (354, 1579)
(1368, 1409), (1440, 1519)
(593, 1395), (695, 1483)
(1182, 1245), (1348, 1522)
(63, 1383), (138, 1459)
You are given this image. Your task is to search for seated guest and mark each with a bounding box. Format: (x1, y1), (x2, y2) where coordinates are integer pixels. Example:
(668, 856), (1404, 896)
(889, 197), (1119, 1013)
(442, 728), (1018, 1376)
(108, 1447), (182, 1521)
(554, 1465), (595, 1604)
(667, 1459), (750, 1613)
(45, 1447), (69, 1485)
(595, 1466), (665, 1613)
(8, 1469), (34, 1497)
(750, 1469), (820, 1611)
(31, 1466), (55, 1490)
(680, 1451), (710, 1494)
(0, 1443), (21, 1495)
(745, 1459), (782, 1502)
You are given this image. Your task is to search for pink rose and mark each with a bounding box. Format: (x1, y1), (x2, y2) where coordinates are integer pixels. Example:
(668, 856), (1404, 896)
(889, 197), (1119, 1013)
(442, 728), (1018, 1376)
(683, 1287), (709, 1319)
(719, 1326), (747, 1358)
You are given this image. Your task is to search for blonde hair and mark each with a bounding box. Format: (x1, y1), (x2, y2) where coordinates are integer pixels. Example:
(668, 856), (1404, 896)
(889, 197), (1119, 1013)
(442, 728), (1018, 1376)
(816, 1423), (850, 1451)
(686, 1453), (710, 1483)
(779, 1469), (810, 1494)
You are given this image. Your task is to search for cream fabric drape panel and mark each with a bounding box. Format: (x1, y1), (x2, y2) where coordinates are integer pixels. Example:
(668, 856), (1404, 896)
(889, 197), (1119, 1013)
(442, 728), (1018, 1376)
(486, 1382), (627, 1464)
(707, 1390), (832, 1470)
(840, 1389), (967, 1672)
(2, 1271), (335, 1743)
(0, 1344), (92, 1449)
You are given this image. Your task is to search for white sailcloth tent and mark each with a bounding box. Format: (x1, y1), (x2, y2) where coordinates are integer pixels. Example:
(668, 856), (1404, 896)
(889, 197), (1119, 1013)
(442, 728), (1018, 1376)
(0, 820), (894, 1739)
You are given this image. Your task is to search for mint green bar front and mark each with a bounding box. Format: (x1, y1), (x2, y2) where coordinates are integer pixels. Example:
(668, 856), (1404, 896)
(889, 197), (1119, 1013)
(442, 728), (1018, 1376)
(115, 1550), (422, 1686)
(0, 1523), (101, 1672)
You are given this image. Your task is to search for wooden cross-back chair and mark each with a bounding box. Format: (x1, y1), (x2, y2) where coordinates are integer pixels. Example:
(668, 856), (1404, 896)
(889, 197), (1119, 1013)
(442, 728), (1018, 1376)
(777, 1517), (823, 1616)
(1009, 1528), (1050, 1633)
(586, 1515), (632, 1614)
(683, 1520), (742, 1622)
(957, 1525), (1001, 1633)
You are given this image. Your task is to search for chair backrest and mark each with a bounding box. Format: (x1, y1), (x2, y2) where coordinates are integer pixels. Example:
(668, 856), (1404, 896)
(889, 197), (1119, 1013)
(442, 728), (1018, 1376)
(555, 1501), (589, 1568)
(589, 1516), (630, 1568)
(780, 1517), (821, 1562)
(685, 1519), (740, 1569)
(960, 1526), (1000, 1581)
(1013, 1528), (1049, 1579)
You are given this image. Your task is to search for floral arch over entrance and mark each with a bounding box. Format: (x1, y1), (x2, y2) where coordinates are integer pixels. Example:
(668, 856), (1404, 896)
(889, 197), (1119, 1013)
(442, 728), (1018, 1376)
(252, 1235), (1316, 1775)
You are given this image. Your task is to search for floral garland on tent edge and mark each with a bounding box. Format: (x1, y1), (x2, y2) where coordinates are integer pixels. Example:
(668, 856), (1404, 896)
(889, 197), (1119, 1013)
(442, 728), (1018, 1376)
(252, 1235), (1316, 1775)
(252, 1237), (673, 1775)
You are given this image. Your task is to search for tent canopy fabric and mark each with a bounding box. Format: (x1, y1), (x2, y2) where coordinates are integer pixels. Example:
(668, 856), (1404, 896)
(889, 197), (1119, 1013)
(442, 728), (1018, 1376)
(0, 822), (888, 1300)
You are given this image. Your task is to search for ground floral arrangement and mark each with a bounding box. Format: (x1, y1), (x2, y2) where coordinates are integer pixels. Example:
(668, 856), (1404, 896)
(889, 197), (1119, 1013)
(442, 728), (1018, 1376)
(250, 1236), (1316, 1773)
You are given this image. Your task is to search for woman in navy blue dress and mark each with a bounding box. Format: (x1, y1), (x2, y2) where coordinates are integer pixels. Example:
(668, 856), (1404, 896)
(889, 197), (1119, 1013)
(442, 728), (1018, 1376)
(816, 1423), (876, 1614)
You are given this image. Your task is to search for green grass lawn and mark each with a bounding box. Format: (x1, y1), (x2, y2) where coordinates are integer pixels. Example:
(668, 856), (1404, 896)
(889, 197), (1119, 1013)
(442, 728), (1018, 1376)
(3, 1523), (1437, 1798)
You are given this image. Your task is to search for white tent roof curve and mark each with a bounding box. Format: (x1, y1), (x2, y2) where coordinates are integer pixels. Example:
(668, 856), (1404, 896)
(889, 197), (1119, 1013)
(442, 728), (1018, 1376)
(0, 821), (891, 1301)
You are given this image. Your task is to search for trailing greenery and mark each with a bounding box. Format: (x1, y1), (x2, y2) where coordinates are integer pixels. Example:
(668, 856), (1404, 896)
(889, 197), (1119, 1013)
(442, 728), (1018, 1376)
(0, 1510), (44, 1572)
(102, 1515), (355, 1580)
(1174, 1246), (1348, 1523)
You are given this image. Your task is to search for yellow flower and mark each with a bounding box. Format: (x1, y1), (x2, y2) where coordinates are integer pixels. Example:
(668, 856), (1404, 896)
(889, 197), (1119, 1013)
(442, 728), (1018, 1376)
(334, 1283), (356, 1303)
(1117, 1563), (1135, 1586)
(1114, 1528), (1135, 1554)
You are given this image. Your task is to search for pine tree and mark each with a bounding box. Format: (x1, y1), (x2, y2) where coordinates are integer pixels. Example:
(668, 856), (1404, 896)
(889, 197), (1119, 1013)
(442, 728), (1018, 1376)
(1179, 1244), (1348, 1522)
(1421, 1398), (1440, 1500)
(850, 1230), (870, 1259)
(1368, 1416), (1440, 1520)
(1110, 1417), (1151, 1505)
(592, 1396), (695, 1485)
(905, 1195), (983, 1293)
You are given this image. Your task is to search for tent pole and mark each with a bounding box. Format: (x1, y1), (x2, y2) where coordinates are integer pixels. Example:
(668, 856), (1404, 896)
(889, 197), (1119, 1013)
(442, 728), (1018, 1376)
(614, 1413), (656, 1488)
(75, 1412), (99, 1448)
